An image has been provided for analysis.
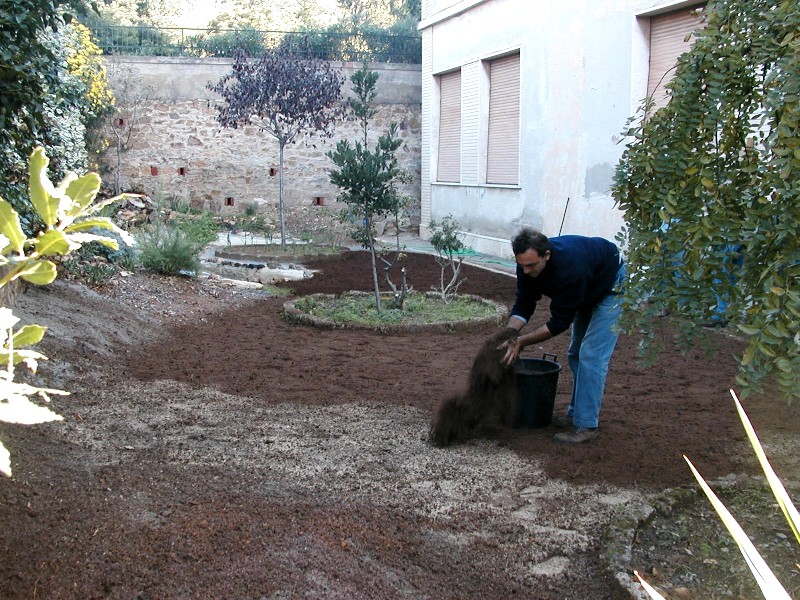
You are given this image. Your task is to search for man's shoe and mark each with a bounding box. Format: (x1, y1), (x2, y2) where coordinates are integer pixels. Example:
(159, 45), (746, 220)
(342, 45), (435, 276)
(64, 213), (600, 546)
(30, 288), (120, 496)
(551, 414), (572, 429)
(553, 427), (598, 444)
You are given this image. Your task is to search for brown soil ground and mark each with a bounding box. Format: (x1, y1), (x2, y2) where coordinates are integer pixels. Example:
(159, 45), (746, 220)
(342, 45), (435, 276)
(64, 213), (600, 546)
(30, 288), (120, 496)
(1, 250), (797, 599)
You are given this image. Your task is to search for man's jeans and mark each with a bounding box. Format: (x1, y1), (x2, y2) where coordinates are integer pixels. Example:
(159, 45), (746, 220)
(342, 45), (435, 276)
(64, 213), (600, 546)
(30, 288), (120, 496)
(566, 263), (626, 428)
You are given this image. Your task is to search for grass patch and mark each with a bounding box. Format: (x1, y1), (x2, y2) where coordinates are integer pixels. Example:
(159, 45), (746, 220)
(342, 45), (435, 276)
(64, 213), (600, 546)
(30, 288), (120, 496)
(262, 284), (293, 297)
(292, 292), (501, 326)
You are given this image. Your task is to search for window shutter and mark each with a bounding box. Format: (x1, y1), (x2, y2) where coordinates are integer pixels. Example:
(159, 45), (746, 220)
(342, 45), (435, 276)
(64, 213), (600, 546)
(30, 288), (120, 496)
(487, 53), (520, 185)
(437, 70), (461, 183)
(648, 4), (706, 111)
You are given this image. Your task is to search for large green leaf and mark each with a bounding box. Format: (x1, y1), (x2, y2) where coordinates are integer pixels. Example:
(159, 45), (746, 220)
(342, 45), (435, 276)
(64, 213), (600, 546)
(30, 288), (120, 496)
(64, 216), (129, 241)
(0, 388), (65, 425)
(64, 231), (119, 251)
(33, 230), (72, 257)
(0, 199), (25, 255)
(0, 348), (48, 369)
(11, 324), (47, 349)
(63, 172), (101, 219)
(17, 260), (57, 286)
(27, 147), (59, 228)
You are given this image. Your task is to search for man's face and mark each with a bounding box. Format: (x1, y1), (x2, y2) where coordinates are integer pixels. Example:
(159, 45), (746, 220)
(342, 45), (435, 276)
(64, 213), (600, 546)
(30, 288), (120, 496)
(515, 248), (550, 278)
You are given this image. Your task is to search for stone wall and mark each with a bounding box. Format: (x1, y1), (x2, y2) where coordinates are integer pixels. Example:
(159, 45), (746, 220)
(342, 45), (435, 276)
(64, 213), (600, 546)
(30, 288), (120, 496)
(100, 57), (421, 222)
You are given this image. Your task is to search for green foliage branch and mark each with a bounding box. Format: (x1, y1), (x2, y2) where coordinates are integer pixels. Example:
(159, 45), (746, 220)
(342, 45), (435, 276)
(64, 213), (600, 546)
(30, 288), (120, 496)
(0, 0), (91, 134)
(208, 49), (345, 249)
(327, 63), (411, 314)
(0, 147), (134, 477)
(612, 0), (800, 401)
(1, 11), (116, 230)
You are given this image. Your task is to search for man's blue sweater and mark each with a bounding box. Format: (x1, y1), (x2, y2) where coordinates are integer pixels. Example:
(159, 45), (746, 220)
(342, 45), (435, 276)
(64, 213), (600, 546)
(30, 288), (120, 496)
(510, 235), (622, 336)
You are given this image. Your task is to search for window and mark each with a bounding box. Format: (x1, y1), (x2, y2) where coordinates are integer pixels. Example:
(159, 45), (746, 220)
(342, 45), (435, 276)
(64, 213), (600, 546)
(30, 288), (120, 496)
(437, 70), (461, 183)
(648, 4), (706, 111)
(486, 53), (520, 185)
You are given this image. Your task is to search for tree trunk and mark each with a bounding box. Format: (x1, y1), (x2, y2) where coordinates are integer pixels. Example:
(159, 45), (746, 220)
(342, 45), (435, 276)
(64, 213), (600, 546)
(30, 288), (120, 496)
(0, 266), (22, 310)
(367, 216), (382, 314)
(115, 134), (122, 196)
(279, 142), (286, 250)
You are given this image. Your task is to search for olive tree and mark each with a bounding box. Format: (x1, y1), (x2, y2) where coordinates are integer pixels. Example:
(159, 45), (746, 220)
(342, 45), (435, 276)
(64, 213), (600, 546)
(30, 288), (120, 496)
(208, 50), (345, 249)
(612, 0), (800, 401)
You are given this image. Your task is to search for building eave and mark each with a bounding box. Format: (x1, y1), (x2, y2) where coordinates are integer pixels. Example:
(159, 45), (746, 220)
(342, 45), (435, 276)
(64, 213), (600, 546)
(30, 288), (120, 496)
(418, 0), (491, 30)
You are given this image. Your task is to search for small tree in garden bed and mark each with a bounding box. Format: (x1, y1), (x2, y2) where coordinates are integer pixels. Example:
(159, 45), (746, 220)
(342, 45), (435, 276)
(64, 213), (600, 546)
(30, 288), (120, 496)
(106, 63), (153, 196)
(429, 215), (467, 303)
(327, 63), (412, 314)
(208, 49), (346, 250)
(0, 146), (133, 477)
(233, 202), (275, 246)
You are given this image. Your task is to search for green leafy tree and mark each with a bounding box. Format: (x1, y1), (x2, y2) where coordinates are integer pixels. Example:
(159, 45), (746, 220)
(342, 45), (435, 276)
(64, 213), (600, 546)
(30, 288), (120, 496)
(1, 7), (115, 229)
(83, 0), (179, 28)
(0, 0), (88, 136)
(337, 0), (419, 30)
(612, 0), (800, 401)
(0, 147), (134, 477)
(208, 49), (345, 249)
(327, 63), (411, 314)
(189, 26), (267, 57)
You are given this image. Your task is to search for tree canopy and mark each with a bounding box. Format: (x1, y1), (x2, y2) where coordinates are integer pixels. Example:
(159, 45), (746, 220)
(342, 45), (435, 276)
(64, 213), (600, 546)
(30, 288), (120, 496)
(327, 63), (410, 313)
(1, 0), (114, 228)
(613, 0), (800, 401)
(208, 49), (345, 247)
(0, 0), (88, 134)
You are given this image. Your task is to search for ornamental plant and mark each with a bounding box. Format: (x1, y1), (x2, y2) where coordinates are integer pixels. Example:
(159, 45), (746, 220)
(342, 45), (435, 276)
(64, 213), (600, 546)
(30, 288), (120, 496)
(208, 49), (345, 250)
(612, 0), (800, 401)
(429, 215), (467, 303)
(0, 147), (133, 477)
(637, 390), (799, 599)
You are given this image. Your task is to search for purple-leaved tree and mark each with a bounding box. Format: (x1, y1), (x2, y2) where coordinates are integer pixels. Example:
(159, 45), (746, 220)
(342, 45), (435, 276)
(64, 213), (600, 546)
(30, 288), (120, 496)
(208, 49), (345, 248)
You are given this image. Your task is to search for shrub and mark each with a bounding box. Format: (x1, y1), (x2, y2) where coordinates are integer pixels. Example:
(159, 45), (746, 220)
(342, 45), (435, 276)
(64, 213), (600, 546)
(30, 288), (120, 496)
(135, 223), (203, 276)
(429, 215), (466, 303)
(174, 211), (220, 247)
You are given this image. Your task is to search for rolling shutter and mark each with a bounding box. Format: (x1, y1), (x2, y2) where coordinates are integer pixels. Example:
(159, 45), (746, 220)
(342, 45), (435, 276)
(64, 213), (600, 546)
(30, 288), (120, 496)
(648, 4), (706, 111)
(486, 53), (520, 185)
(437, 70), (461, 183)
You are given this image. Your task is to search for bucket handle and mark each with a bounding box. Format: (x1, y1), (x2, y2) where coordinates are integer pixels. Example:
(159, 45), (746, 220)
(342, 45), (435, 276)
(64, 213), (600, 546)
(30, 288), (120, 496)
(542, 352), (558, 363)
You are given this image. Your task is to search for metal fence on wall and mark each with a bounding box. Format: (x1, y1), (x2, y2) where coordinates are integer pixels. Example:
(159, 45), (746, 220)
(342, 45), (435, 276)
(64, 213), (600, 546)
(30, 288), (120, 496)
(89, 26), (422, 64)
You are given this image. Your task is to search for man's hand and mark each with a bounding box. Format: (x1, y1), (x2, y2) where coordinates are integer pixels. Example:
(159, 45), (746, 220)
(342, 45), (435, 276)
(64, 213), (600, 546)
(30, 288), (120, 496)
(497, 328), (521, 366)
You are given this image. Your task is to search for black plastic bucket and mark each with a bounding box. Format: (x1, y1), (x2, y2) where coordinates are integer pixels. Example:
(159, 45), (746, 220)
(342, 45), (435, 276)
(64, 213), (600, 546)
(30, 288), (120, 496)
(513, 354), (562, 428)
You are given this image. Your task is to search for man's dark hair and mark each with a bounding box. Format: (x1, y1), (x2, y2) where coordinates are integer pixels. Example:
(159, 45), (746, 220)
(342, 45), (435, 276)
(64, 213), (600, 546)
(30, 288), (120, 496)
(511, 227), (551, 256)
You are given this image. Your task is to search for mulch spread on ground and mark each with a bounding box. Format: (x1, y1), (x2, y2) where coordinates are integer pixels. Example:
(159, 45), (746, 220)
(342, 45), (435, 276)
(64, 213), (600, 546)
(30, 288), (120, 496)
(2, 249), (795, 600)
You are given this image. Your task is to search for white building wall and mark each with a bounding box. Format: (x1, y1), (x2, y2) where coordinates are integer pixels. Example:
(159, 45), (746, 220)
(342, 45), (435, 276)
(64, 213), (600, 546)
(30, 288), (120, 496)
(420, 0), (694, 258)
